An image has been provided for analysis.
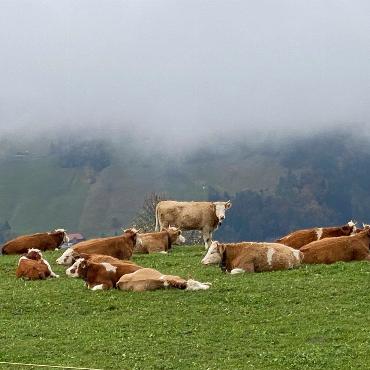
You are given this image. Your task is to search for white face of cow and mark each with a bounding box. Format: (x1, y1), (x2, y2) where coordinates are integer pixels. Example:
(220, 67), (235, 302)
(66, 258), (84, 277)
(213, 201), (232, 226)
(177, 234), (186, 244)
(168, 226), (186, 244)
(201, 241), (221, 265)
(56, 248), (75, 266)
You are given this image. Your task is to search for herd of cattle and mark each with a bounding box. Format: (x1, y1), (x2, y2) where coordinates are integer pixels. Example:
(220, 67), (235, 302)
(1, 200), (370, 292)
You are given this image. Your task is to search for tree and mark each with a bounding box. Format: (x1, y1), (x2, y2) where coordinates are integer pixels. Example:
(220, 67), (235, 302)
(132, 192), (166, 232)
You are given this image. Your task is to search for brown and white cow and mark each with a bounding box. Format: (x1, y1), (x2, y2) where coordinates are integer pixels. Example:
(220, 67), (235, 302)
(201, 241), (302, 273)
(2, 229), (69, 255)
(155, 200), (232, 249)
(16, 249), (59, 280)
(135, 227), (185, 254)
(66, 258), (143, 290)
(66, 253), (140, 278)
(116, 268), (211, 292)
(275, 221), (356, 250)
(56, 228), (141, 266)
(300, 229), (370, 264)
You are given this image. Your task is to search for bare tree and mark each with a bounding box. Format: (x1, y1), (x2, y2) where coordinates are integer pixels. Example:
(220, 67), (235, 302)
(132, 192), (166, 232)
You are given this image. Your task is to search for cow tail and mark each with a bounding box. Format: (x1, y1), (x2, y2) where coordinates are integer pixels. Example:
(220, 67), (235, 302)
(155, 204), (160, 231)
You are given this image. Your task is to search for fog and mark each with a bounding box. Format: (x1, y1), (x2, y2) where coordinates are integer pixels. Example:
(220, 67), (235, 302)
(0, 1), (369, 150)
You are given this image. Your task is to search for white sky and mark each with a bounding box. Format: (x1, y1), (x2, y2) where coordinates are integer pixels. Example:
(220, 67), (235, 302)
(0, 0), (369, 147)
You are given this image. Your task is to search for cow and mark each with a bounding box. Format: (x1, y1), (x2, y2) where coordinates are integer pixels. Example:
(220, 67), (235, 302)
(300, 229), (370, 264)
(66, 258), (143, 290)
(116, 268), (211, 292)
(56, 228), (141, 266)
(16, 249), (59, 280)
(201, 241), (302, 274)
(2, 229), (69, 255)
(66, 253), (140, 278)
(354, 223), (370, 234)
(134, 227), (186, 254)
(275, 221), (356, 250)
(155, 200), (232, 249)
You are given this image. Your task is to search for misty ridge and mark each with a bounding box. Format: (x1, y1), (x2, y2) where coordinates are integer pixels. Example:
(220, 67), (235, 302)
(0, 126), (370, 244)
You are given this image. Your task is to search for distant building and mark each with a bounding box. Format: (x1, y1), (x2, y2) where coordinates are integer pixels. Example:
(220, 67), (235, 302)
(67, 233), (85, 245)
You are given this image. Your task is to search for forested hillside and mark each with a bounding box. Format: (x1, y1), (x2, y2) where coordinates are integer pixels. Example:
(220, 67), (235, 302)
(0, 130), (369, 242)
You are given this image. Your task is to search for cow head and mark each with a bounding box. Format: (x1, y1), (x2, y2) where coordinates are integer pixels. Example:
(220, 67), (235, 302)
(201, 241), (223, 265)
(56, 248), (78, 266)
(340, 224), (355, 236)
(347, 220), (357, 235)
(52, 228), (70, 244)
(167, 226), (186, 245)
(66, 258), (86, 278)
(213, 201), (232, 227)
(25, 248), (43, 261)
(123, 228), (142, 247)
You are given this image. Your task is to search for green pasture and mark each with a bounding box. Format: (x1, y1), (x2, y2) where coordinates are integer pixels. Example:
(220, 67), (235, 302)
(0, 246), (369, 369)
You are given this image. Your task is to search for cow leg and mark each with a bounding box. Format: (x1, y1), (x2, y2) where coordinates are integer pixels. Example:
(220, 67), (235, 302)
(42, 259), (59, 278)
(232, 263), (255, 273)
(230, 268), (245, 275)
(202, 229), (212, 250)
(89, 281), (113, 290)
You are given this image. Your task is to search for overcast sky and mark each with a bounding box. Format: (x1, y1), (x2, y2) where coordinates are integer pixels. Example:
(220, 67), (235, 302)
(0, 0), (369, 147)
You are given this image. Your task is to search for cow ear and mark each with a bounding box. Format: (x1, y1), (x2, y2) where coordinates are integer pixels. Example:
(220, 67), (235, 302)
(225, 201), (232, 209)
(341, 225), (351, 232)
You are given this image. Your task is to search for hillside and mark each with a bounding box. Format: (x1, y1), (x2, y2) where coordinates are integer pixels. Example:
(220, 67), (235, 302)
(0, 136), (283, 239)
(0, 130), (369, 241)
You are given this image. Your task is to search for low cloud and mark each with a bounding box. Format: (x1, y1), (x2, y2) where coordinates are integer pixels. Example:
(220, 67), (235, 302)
(0, 1), (369, 151)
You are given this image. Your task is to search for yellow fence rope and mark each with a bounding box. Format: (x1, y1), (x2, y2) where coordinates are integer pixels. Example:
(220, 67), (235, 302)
(0, 361), (104, 370)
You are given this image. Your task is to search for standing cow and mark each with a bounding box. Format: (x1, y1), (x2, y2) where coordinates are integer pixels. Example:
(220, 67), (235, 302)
(155, 201), (232, 249)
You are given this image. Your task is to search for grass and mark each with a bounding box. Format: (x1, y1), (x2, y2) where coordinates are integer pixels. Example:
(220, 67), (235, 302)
(0, 246), (369, 370)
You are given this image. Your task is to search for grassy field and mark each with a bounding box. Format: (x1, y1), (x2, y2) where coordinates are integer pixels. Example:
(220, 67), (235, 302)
(0, 246), (369, 370)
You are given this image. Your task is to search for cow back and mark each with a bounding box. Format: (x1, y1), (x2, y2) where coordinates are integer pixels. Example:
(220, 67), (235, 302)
(73, 235), (134, 260)
(301, 231), (370, 264)
(135, 231), (170, 254)
(222, 242), (301, 272)
(2, 232), (63, 254)
(16, 259), (50, 280)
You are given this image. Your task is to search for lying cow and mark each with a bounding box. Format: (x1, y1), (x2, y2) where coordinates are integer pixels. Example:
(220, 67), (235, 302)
(56, 228), (140, 266)
(66, 253), (140, 278)
(16, 249), (59, 280)
(66, 258), (143, 290)
(275, 221), (356, 250)
(202, 241), (302, 273)
(117, 268), (211, 292)
(300, 229), (370, 264)
(155, 200), (232, 249)
(134, 227), (185, 254)
(2, 229), (68, 255)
